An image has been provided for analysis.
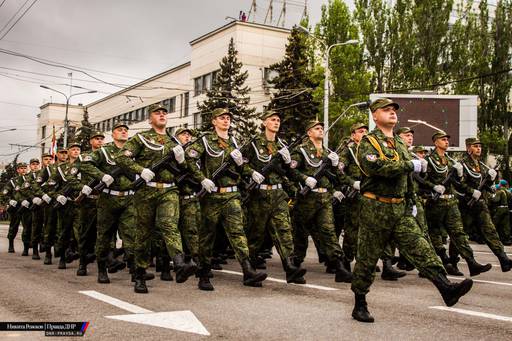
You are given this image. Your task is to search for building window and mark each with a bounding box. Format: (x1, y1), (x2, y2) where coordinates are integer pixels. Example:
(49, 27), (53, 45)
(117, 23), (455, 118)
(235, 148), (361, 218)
(202, 73), (212, 92)
(184, 92), (189, 117)
(194, 77), (203, 96)
(212, 70), (219, 85)
(168, 97), (176, 113)
(193, 112), (201, 128)
(41, 125), (47, 139)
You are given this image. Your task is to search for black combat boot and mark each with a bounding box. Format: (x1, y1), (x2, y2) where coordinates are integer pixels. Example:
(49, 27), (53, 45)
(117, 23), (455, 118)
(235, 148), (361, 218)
(39, 243), (45, 253)
(465, 257), (492, 277)
(21, 243), (29, 256)
(43, 246), (52, 265)
(32, 243), (40, 260)
(241, 259), (267, 287)
(134, 268), (148, 294)
(128, 257), (155, 282)
(197, 266), (214, 291)
(107, 251), (126, 273)
(173, 254), (197, 283)
(160, 256), (173, 281)
(76, 257), (87, 276)
(438, 251), (463, 276)
(334, 258), (353, 283)
(58, 255), (66, 269)
(381, 258), (406, 281)
(8, 239), (15, 253)
(253, 256), (267, 270)
(497, 252), (512, 272)
(97, 260), (110, 284)
(352, 294), (375, 323)
(431, 273), (473, 307)
(397, 254), (415, 271)
(342, 257), (352, 273)
(282, 257), (307, 284)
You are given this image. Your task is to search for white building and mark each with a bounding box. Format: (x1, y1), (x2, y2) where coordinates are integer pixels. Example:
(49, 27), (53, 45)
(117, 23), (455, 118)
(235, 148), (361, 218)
(37, 20), (291, 151)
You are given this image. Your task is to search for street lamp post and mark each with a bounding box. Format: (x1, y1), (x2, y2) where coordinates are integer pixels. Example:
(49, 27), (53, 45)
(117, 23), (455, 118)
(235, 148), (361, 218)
(297, 26), (358, 147)
(40, 85), (97, 147)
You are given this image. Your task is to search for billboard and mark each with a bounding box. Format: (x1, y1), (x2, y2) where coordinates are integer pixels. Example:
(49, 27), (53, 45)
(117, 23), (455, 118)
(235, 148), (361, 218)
(369, 93), (478, 151)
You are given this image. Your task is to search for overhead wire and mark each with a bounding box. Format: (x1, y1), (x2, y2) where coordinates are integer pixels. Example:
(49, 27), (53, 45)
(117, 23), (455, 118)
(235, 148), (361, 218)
(0, 0), (38, 40)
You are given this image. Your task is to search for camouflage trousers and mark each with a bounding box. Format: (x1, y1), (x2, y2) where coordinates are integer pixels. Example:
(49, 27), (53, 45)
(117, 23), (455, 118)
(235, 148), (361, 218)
(351, 198), (445, 296)
(342, 195), (361, 262)
(57, 202), (80, 257)
(43, 205), (59, 250)
(425, 199), (474, 261)
(7, 210), (21, 241)
(178, 197), (200, 259)
(459, 200), (504, 256)
(492, 207), (511, 243)
(133, 186), (182, 269)
(31, 206), (45, 246)
(96, 193), (136, 260)
(291, 192), (344, 264)
(199, 192), (250, 266)
(19, 208), (32, 245)
(246, 189), (294, 262)
(77, 198), (97, 259)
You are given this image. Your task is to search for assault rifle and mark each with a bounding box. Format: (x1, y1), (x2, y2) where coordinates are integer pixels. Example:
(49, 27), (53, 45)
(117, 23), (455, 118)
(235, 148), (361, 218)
(52, 183), (76, 209)
(467, 163), (499, 207)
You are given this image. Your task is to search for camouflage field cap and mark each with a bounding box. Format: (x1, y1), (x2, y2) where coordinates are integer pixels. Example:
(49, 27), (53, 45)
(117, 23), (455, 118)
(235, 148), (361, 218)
(67, 140), (81, 149)
(57, 147), (67, 153)
(396, 126), (414, 135)
(306, 120), (324, 131)
(175, 127), (193, 136)
(351, 122), (369, 133)
(16, 162), (27, 168)
(412, 145), (428, 153)
(260, 109), (280, 121)
(148, 103), (168, 114)
(112, 121), (129, 131)
(370, 98), (400, 112)
(465, 137), (482, 146)
(432, 130), (450, 142)
(90, 131), (105, 139)
(211, 108), (233, 119)
(42, 152), (52, 158)
(29, 158), (40, 164)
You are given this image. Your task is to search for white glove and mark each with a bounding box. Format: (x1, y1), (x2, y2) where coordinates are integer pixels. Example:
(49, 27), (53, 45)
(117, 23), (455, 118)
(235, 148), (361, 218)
(8, 200), (17, 207)
(305, 177), (317, 189)
(277, 147), (291, 164)
(81, 185), (93, 196)
(353, 181), (361, 191)
(433, 185), (446, 195)
(21, 200), (29, 208)
(230, 149), (244, 166)
(333, 191), (345, 202)
(201, 178), (216, 193)
(328, 152), (339, 167)
(56, 195), (67, 205)
(251, 171), (265, 184)
(420, 158), (428, 173)
(472, 189), (481, 200)
(412, 205), (418, 217)
(32, 197), (42, 206)
(140, 168), (155, 183)
(101, 174), (114, 187)
(411, 160), (422, 173)
(488, 169), (497, 181)
(172, 145), (185, 164)
(42, 194), (52, 204)
(453, 162), (463, 177)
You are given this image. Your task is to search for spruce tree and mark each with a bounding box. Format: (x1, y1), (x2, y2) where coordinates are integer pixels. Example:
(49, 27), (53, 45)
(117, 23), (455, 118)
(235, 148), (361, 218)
(197, 38), (257, 140)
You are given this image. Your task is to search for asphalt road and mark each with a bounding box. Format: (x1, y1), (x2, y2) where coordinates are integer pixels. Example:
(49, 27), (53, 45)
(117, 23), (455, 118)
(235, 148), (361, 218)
(1, 224), (511, 340)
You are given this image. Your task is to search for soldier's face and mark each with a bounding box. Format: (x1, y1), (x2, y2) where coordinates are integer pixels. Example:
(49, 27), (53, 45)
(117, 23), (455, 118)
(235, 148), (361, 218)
(177, 131), (191, 144)
(90, 136), (104, 150)
(352, 128), (368, 144)
(468, 144), (482, 157)
(416, 150), (427, 159)
(435, 137), (450, 151)
(30, 163), (40, 171)
(307, 125), (324, 141)
(42, 156), (53, 166)
(112, 127), (128, 142)
(17, 167), (26, 175)
(373, 106), (397, 127)
(68, 147), (81, 158)
(399, 132), (414, 147)
(57, 152), (68, 162)
(263, 115), (281, 133)
(212, 114), (231, 131)
(149, 110), (168, 128)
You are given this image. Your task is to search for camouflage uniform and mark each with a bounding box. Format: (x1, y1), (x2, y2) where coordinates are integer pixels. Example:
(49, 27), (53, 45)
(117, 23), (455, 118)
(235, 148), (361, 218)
(14, 173), (33, 253)
(4, 176), (22, 251)
(490, 187), (511, 244)
(28, 170), (45, 258)
(352, 127), (446, 296)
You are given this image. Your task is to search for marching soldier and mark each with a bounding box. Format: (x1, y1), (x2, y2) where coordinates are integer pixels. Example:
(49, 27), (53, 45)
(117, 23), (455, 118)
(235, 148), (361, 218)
(185, 107), (268, 291)
(288, 120), (352, 283)
(116, 103), (196, 294)
(244, 110), (306, 284)
(458, 137), (512, 272)
(351, 98), (473, 323)
(15, 162), (33, 256)
(490, 180), (512, 246)
(5, 163), (28, 253)
(26, 158), (43, 260)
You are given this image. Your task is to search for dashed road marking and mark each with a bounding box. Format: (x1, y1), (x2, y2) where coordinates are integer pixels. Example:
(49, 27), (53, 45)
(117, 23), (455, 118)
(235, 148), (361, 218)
(430, 306), (512, 322)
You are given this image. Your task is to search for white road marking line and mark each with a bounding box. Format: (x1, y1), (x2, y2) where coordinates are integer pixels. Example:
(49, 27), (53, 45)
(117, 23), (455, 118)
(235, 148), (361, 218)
(459, 261), (500, 268)
(429, 306), (512, 322)
(447, 276), (512, 287)
(79, 290), (152, 314)
(216, 269), (340, 291)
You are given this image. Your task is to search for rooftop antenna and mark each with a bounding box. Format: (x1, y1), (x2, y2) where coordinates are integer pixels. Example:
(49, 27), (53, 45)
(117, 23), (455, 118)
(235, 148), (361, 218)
(277, 0), (286, 27)
(264, 0), (273, 25)
(248, 0), (257, 22)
